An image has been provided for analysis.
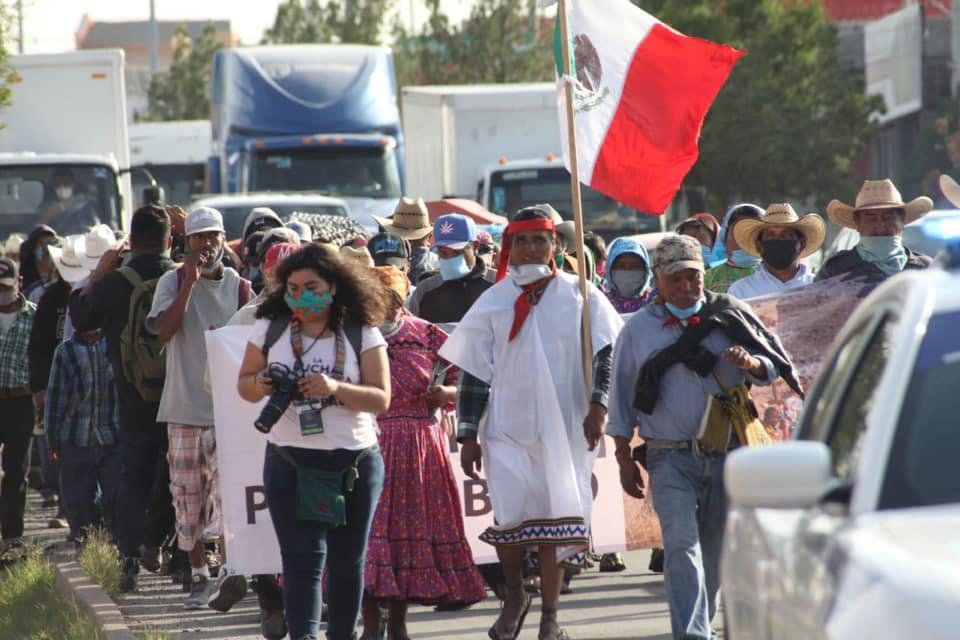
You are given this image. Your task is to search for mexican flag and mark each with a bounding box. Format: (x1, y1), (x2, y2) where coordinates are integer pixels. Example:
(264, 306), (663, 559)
(553, 0), (744, 214)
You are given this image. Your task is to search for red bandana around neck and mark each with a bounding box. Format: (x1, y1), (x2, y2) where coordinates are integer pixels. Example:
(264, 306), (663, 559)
(509, 262), (557, 341)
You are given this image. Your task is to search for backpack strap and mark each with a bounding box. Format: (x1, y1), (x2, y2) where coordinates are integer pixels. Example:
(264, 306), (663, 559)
(343, 319), (363, 362)
(117, 266), (143, 290)
(262, 314), (292, 359)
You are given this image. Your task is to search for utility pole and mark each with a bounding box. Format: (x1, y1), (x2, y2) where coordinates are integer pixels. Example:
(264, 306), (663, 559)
(149, 0), (158, 77)
(17, 0), (23, 53)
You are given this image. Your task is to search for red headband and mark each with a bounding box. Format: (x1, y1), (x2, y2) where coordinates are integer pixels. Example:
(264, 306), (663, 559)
(495, 218), (557, 281)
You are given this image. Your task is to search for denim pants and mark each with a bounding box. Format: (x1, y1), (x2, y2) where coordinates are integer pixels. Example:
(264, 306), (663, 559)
(647, 447), (727, 640)
(264, 443), (384, 640)
(59, 444), (122, 540)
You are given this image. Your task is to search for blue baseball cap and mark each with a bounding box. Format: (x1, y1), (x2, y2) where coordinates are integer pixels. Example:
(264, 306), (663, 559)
(433, 214), (476, 250)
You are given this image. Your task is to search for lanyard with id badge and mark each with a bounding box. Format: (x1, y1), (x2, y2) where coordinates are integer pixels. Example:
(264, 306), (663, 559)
(291, 321), (346, 436)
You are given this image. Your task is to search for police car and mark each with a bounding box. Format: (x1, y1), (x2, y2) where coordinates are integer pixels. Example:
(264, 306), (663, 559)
(720, 220), (960, 639)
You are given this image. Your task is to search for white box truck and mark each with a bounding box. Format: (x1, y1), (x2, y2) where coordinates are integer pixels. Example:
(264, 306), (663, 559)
(0, 49), (133, 239)
(130, 120), (210, 207)
(402, 83), (664, 239)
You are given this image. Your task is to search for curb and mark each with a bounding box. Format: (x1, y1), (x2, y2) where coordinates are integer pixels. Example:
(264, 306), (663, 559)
(50, 542), (136, 640)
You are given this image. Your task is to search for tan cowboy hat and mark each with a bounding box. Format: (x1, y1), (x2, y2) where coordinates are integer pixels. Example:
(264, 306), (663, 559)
(733, 203), (826, 259)
(826, 179), (933, 230)
(339, 245), (374, 268)
(939, 173), (960, 208)
(372, 197), (433, 240)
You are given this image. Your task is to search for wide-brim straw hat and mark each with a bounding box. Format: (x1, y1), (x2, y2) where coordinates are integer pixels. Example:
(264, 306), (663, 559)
(826, 179), (933, 230)
(939, 173), (960, 208)
(733, 203), (826, 259)
(373, 197), (433, 240)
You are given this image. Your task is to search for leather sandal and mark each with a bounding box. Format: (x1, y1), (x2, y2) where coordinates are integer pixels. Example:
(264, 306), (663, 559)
(539, 607), (571, 640)
(488, 585), (532, 640)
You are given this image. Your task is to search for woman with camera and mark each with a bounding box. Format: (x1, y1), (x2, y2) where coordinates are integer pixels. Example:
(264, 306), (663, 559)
(358, 266), (486, 640)
(237, 243), (390, 640)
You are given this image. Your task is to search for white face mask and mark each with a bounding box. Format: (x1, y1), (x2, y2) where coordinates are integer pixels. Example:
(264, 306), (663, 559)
(201, 247), (224, 275)
(55, 186), (73, 201)
(0, 288), (17, 305)
(509, 263), (553, 286)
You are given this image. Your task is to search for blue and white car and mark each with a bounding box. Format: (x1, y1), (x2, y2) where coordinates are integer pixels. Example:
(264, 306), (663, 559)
(721, 226), (960, 639)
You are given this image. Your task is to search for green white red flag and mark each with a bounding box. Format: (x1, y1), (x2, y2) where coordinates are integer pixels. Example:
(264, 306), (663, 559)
(552, 0), (744, 214)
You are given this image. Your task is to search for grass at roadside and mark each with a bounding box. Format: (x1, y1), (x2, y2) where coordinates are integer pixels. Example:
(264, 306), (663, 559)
(78, 528), (122, 597)
(0, 545), (104, 639)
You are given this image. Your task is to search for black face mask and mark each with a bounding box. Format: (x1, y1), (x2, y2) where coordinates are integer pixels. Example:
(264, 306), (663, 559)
(760, 239), (801, 270)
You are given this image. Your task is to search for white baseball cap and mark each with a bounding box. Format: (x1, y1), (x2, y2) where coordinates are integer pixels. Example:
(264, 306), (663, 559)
(185, 207), (225, 236)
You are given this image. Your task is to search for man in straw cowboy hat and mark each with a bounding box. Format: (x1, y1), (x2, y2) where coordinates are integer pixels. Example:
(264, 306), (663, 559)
(817, 179), (933, 282)
(728, 203), (825, 299)
(374, 196), (438, 284)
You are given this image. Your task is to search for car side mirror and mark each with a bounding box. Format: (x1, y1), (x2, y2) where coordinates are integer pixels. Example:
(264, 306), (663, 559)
(725, 441), (834, 509)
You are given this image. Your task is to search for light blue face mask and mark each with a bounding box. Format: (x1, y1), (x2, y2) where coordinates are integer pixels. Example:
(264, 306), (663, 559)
(665, 299), (704, 320)
(701, 245), (713, 266)
(730, 249), (762, 269)
(858, 235), (903, 259)
(438, 255), (471, 281)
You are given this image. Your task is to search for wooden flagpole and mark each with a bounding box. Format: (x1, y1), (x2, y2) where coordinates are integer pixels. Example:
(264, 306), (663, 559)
(558, 0), (594, 394)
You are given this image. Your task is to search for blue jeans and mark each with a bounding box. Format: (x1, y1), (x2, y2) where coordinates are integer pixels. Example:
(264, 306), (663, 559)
(264, 443), (384, 640)
(647, 447), (727, 640)
(59, 444), (122, 540)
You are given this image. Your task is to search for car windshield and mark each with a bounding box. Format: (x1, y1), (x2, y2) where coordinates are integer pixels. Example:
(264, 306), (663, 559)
(487, 166), (663, 238)
(132, 163), (206, 208)
(249, 146), (401, 199)
(0, 164), (121, 237)
(205, 204), (349, 240)
(879, 310), (960, 510)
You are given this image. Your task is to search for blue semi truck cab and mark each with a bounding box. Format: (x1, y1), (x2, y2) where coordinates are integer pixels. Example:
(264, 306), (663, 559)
(210, 44), (404, 230)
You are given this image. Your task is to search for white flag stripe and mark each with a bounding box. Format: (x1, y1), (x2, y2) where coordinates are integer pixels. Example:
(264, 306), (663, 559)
(559, 0), (658, 183)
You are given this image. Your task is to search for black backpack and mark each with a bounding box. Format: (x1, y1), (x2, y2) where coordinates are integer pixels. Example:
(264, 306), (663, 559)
(261, 314), (363, 365)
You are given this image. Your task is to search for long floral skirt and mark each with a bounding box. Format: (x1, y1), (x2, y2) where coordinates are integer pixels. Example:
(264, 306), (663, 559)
(363, 415), (486, 605)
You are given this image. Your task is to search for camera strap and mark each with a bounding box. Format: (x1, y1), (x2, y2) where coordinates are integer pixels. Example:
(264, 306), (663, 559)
(290, 321), (347, 410)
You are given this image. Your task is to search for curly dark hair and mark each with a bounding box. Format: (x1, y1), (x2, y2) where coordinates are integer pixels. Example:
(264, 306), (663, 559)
(256, 243), (389, 328)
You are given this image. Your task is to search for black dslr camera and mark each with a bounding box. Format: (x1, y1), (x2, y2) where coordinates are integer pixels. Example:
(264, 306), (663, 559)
(254, 363), (302, 434)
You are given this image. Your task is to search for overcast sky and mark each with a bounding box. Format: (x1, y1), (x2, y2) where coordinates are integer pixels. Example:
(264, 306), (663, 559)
(14, 0), (479, 53)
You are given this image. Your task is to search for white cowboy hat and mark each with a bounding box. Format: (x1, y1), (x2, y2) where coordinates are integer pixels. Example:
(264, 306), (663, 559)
(733, 203), (826, 259)
(939, 173), (960, 208)
(826, 179), (933, 230)
(80, 224), (119, 270)
(47, 235), (91, 285)
(372, 197), (434, 241)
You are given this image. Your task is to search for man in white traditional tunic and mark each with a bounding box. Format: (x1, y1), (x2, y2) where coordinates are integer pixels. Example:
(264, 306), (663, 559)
(439, 205), (622, 640)
(727, 203), (825, 300)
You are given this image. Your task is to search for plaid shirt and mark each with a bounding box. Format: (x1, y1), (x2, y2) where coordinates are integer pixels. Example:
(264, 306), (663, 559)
(45, 335), (118, 449)
(704, 263), (757, 294)
(0, 296), (36, 390)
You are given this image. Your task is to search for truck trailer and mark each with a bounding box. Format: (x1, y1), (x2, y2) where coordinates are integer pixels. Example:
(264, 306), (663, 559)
(210, 44), (404, 231)
(0, 50), (133, 237)
(401, 83), (664, 239)
(130, 119), (210, 207)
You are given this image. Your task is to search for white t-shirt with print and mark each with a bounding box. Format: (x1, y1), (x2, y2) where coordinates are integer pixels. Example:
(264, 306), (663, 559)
(247, 318), (386, 451)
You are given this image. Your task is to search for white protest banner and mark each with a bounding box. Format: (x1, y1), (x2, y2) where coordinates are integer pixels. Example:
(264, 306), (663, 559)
(206, 326), (281, 576)
(207, 326), (638, 572)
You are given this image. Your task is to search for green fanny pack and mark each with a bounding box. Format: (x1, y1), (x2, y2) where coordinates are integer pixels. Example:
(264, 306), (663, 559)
(271, 444), (373, 527)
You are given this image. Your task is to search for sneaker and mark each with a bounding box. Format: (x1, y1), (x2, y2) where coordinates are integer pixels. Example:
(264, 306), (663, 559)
(1, 537), (24, 553)
(207, 569), (248, 612)
(260, 608), (287, 640)
(41, 494), (58, 508)
(184, 574), (211, 610)
(47, 517), (68, 529)
(119, 557), (139, 593)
